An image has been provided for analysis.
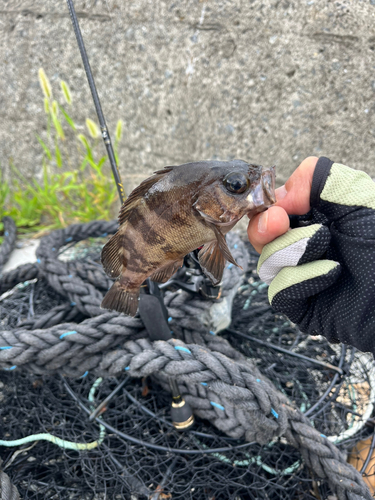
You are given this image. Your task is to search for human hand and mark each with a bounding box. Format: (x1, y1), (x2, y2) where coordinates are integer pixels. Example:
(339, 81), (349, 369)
(247, 156), (375, 355)
(247, 156), (318, 253)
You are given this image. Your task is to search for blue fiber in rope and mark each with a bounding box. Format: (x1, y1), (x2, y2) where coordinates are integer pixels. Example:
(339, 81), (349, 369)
(4, 231), (9, 237)
(3, 366), (17, 371)
(168, 317), (172, 322)
(37, 258), (41, 263)
(65, 236), (73, 242)
(321, 434), (327, 438)
(60, 330), (77, 339)
(125, 366), (130, 371)
(68, 274), (73, 278)
(271, 408), (279, 419)
(201, 382), (208, 386)
(100, 233), (108, 237)
(174, 346), (191, 354)
(80, 371), (89, 378)
(71, 302), (76, 306)
(0, 346), (12, 350)
(227, 263), (233, 269)
(209, 331), (215, 335)
(256, 379), (261, 382)
(210, 402), (225, 411)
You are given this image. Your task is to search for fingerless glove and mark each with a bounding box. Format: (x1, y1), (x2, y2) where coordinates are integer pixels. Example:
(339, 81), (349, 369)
(257, 157), (375, 355)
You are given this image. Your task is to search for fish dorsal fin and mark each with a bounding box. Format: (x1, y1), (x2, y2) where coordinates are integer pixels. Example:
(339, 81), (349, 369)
(208, 223), (242, 269)
(198, 240), (226, 285)
(150, 259), (183, 283)
(101, 231), (124, 278)
(118, 166), (174, 226)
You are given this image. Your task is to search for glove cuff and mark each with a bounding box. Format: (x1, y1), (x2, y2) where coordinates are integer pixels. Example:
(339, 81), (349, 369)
(310, 156), (334, 208)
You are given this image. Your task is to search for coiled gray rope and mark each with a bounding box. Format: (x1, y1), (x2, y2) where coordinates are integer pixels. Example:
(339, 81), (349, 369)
(0, 220), (372, 500)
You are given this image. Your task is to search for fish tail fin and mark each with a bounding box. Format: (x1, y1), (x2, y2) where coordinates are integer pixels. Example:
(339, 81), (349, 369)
(101, 281), (139, 317)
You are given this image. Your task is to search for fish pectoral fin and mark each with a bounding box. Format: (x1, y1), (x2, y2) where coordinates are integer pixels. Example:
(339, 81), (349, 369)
(150, 260), (183, 283)
(101, 281), (139, 317)
(210, 224), (242, 270)
(198, 241), (226, 285)
(101, 231), (124, 278)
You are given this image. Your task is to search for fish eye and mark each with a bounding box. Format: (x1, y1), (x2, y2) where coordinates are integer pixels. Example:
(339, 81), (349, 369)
(223, 172), (250, 194)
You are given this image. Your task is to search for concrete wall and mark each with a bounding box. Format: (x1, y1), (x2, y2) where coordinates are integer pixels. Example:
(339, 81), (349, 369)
(1, 0), (375, 197)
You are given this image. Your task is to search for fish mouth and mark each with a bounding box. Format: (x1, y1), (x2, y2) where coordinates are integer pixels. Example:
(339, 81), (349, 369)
(251, 166), (276, 210)
(262, 166), (276, 205)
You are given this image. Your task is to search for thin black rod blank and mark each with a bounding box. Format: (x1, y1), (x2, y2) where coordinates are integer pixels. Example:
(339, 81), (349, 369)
(65, 0), (125, 205)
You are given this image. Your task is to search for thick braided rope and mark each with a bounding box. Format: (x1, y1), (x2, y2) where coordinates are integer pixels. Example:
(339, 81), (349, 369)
(0, 221), (371, 499)
(35, 220), (118, 318)
(0, 230), (247, 375)
(0, 328), (371, 499)
(0, 220), (246, 332)
(0, 218), (17, 272)
(0, 220), (117, 314)
(0, 263), (40, 296)
(0, 469), (20, 500)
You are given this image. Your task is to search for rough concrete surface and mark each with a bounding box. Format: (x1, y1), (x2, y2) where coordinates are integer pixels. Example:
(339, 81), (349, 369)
(1, 0), (375, 196)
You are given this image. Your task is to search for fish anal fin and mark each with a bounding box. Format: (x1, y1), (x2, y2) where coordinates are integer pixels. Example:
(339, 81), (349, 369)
(150, 259), (183, 283)
(101, 232), (124, 278)
(118, 166), (174, 226)
(198, 241), (225, 285)
(210, 224), (242, 270)
(101, 281), (139, 317)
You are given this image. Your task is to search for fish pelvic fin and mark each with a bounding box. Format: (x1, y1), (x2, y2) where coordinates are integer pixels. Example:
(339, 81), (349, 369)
(208, 223), (242, 270)
(101, 231), (124, 278)
(118, 166), (174, 226)
(198, 241), (226, 285)
(101, 281), (139, 317)
(150, 259), (183, 283)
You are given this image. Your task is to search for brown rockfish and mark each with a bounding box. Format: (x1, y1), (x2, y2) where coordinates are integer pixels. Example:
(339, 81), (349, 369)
(101, 160), (276, 316)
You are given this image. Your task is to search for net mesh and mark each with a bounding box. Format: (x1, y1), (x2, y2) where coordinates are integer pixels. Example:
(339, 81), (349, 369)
(1, 239), (375, 500)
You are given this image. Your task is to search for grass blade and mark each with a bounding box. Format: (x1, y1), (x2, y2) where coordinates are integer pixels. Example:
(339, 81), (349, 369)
(36, 135), (52, 160)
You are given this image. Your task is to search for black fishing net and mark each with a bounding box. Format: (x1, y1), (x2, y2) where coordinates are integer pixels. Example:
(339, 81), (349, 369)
(1, 237), (375, 500)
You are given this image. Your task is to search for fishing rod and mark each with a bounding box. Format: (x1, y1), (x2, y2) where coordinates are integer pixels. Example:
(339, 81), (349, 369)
(65, 0), (125, 205)
(65, 0), (193, 430)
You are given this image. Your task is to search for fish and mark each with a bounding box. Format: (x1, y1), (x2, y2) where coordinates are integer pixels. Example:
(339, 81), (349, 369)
(101, 160), (276, 316)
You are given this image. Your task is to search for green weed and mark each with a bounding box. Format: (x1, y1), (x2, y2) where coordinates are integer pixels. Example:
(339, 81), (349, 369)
(0, 68), (123, 239)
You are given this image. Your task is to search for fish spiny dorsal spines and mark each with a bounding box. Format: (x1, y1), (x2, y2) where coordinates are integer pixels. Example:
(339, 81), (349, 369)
(117, 166), (174, 226)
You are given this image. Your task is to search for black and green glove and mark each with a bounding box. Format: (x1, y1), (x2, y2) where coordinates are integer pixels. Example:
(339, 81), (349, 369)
(257, 157), (375, 354)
